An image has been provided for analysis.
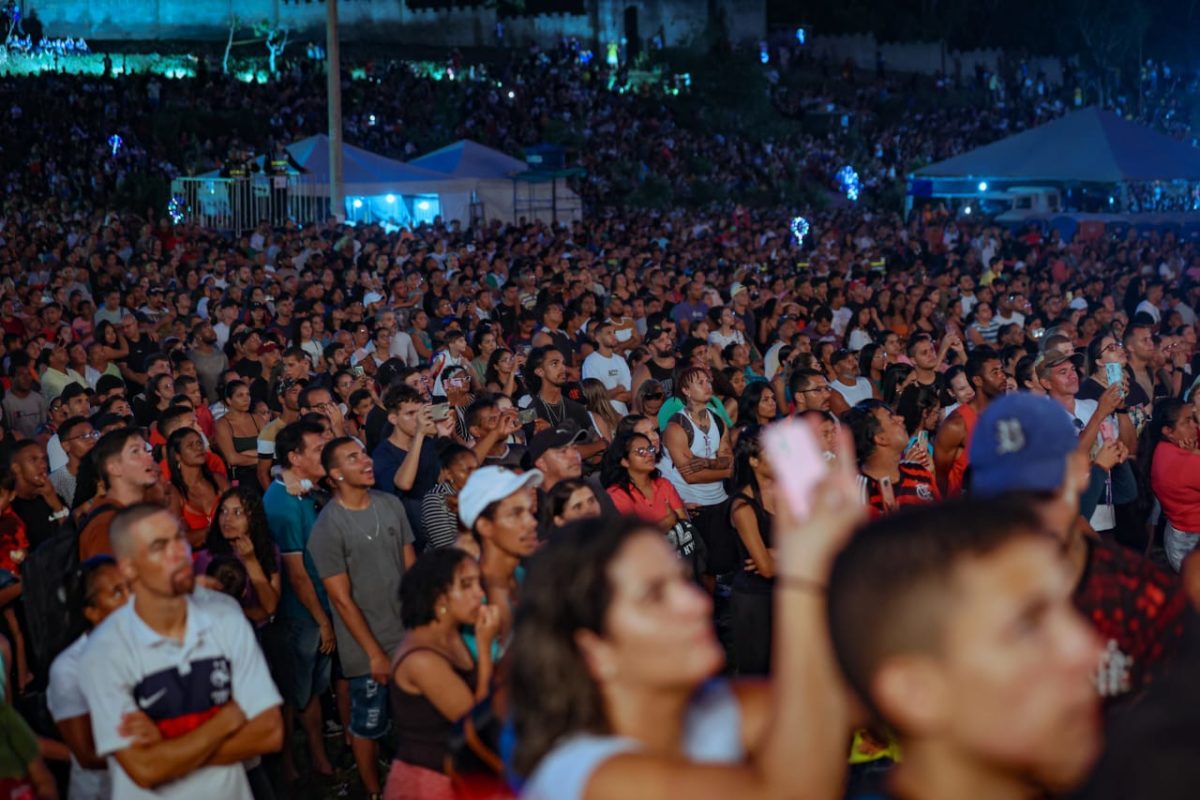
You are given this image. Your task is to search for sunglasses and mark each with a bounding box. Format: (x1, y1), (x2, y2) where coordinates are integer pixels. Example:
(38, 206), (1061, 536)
(643, 392), (665, 400)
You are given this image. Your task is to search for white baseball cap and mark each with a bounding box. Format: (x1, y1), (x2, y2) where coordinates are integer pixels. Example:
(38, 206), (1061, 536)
(458, 466), (544, 530)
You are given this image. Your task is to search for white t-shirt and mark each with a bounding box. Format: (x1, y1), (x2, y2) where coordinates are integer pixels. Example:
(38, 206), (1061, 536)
(47, 433), (68, 473)
(763, 342), (786, 380)
(48, 633), (111, 800)
(707, 329), (745, 351)
(581, 350), (631, 416)
(80, 588), (282, 800)
(994, 311), (1025, 328)
(1134, 300), (1162, 323)
(832, 377), (874, 408)
(847, 328), (873, 352)
(1070, 398), (1115, 532)
(389, 330), (420, 368)
(522, 680), (743, 800)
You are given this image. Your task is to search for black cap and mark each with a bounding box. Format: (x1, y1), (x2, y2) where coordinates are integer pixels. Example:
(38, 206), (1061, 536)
(95, 374), (126, 396)
(526, 419), (588, 464)
(60, 383), (90, 404)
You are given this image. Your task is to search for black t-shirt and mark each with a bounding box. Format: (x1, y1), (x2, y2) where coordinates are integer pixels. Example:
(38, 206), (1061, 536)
(11, 495), (61, 552)
(532, 395), (591, 432)
(1077, 375), (1151, 409)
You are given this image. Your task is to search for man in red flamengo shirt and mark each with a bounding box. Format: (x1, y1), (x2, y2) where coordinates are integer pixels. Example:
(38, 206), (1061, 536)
(842, 399), (939, 518)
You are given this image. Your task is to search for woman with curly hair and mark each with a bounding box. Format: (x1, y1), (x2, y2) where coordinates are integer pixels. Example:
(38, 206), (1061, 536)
(197, 485), (280, 625)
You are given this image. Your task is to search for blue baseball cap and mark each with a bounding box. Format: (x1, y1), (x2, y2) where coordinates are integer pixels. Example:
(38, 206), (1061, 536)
(969, 393), (1079, 497)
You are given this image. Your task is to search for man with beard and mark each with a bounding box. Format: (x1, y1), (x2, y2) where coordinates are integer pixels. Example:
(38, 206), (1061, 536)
(632, 324), (678, 396)
(934, 346), (1007, 498)
(308, 438), (416, 800)
(527, 347), (605, 460)
(186, 321), (228, 403)
(79, 429), (163, 560)
(80, 504), (283, 798)
(790, 369), (833, 414)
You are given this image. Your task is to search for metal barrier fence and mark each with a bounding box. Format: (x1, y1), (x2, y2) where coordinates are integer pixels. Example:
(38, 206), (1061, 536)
(170, 176), (331, 233)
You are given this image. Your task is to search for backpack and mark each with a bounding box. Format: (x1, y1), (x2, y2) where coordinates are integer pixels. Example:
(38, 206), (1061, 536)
(21, 500), (117, 673)
(20, 525), (81, 674)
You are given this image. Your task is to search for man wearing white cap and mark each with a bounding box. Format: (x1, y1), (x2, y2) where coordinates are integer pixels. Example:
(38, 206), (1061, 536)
(459, 466), (543, 640)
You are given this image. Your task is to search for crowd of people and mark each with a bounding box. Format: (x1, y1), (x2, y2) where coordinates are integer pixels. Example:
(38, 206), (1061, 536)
(0, 30), (1198, 800)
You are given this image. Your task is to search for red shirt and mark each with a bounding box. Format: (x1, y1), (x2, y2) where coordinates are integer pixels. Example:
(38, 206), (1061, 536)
(1075, 539), (1188, 703)
(0, 508), (29, 574)
(1151, 442), (1200, 532)
(857, 462), (940, 519)
(945, 403), (978, 498)
(607, 478), (685, 524)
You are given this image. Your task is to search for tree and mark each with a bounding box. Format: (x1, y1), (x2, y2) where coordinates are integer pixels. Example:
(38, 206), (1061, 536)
(223, 15), (242, 75)
(258, 21), (290, 75)
(1071, 0), (1151, 105)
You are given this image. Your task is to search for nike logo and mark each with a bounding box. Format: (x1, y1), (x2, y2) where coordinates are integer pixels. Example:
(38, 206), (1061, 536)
(138, 689), (167, 710)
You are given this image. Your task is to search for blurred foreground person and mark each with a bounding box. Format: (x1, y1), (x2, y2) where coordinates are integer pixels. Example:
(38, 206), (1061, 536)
(510, 435), (863, 799)
(969, 393), (1189, 704)
(829, 499), (1104, 800)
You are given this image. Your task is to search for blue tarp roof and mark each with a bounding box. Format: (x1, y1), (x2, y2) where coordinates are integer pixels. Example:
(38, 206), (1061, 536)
(913, 108), (1200, 183)
(409, 139), (528, 179)
(285, 134), (448, 184)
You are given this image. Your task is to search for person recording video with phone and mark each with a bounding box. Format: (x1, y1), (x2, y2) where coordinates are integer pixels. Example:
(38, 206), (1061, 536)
(371, 384), (442, 550)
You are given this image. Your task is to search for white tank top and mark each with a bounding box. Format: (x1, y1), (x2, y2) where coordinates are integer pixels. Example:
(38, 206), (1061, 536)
(659, 409), (728, 506)
(521, 680), (743, 799)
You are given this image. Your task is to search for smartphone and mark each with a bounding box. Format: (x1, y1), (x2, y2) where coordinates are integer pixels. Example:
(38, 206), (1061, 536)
(763, 418), (828, 520)
(1031, 327), (1046, 340)
(1105, 362), (1125, 397)
(917, 430), (929, 450)
(518, 407), (538, 425)
(430, 402), (451, 422)
(352, 365), (365, 378)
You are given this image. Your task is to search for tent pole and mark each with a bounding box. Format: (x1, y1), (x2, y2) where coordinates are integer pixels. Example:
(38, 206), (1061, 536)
(326, 0), (345, 222)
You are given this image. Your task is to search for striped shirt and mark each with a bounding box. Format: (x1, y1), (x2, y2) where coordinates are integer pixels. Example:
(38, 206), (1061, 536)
(856, 462), (940, 518)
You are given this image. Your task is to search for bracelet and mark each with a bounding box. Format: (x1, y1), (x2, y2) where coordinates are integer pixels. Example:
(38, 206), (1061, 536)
(776, 575), (827, 594)
(48, 508), (69, 522)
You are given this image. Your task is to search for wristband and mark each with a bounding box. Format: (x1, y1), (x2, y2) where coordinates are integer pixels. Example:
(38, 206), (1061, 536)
(49, 508), (69, 522)
(777, 575), (827, 594)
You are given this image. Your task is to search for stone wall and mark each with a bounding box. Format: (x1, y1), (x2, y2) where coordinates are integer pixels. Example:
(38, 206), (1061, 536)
(28, 0), (765, 46)
(809, 32), (1064, 86)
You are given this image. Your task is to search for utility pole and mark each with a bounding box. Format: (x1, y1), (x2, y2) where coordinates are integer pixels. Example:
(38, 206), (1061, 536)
(326, 0), (344, 222)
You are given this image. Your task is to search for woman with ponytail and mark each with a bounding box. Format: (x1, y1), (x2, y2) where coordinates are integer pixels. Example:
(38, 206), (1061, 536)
(1147, 399), (1200, 570)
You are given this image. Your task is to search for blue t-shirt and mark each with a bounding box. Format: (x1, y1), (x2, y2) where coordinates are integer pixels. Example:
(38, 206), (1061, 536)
(371, 437), (441, 548)
(263, 480), (329, 621)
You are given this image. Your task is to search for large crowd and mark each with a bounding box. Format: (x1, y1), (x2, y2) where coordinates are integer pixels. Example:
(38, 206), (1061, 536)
(0, 32), (1197, 800)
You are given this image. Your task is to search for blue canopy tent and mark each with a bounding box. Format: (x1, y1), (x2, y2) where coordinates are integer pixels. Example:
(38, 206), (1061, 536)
(911, 108), (1200, 184)
(409, 139), (529, 179)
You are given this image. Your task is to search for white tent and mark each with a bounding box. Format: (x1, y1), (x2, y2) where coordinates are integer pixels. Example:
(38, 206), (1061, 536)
(410, 139), (583, 225)
(188, 136), (581, 227)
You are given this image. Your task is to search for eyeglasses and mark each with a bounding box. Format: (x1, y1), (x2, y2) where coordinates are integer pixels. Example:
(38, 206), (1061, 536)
(801, 385), (832, 394)
(1101, 342), (1123, 354)
(633, 446), (659, 458)
(63, 430), (100, 442)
